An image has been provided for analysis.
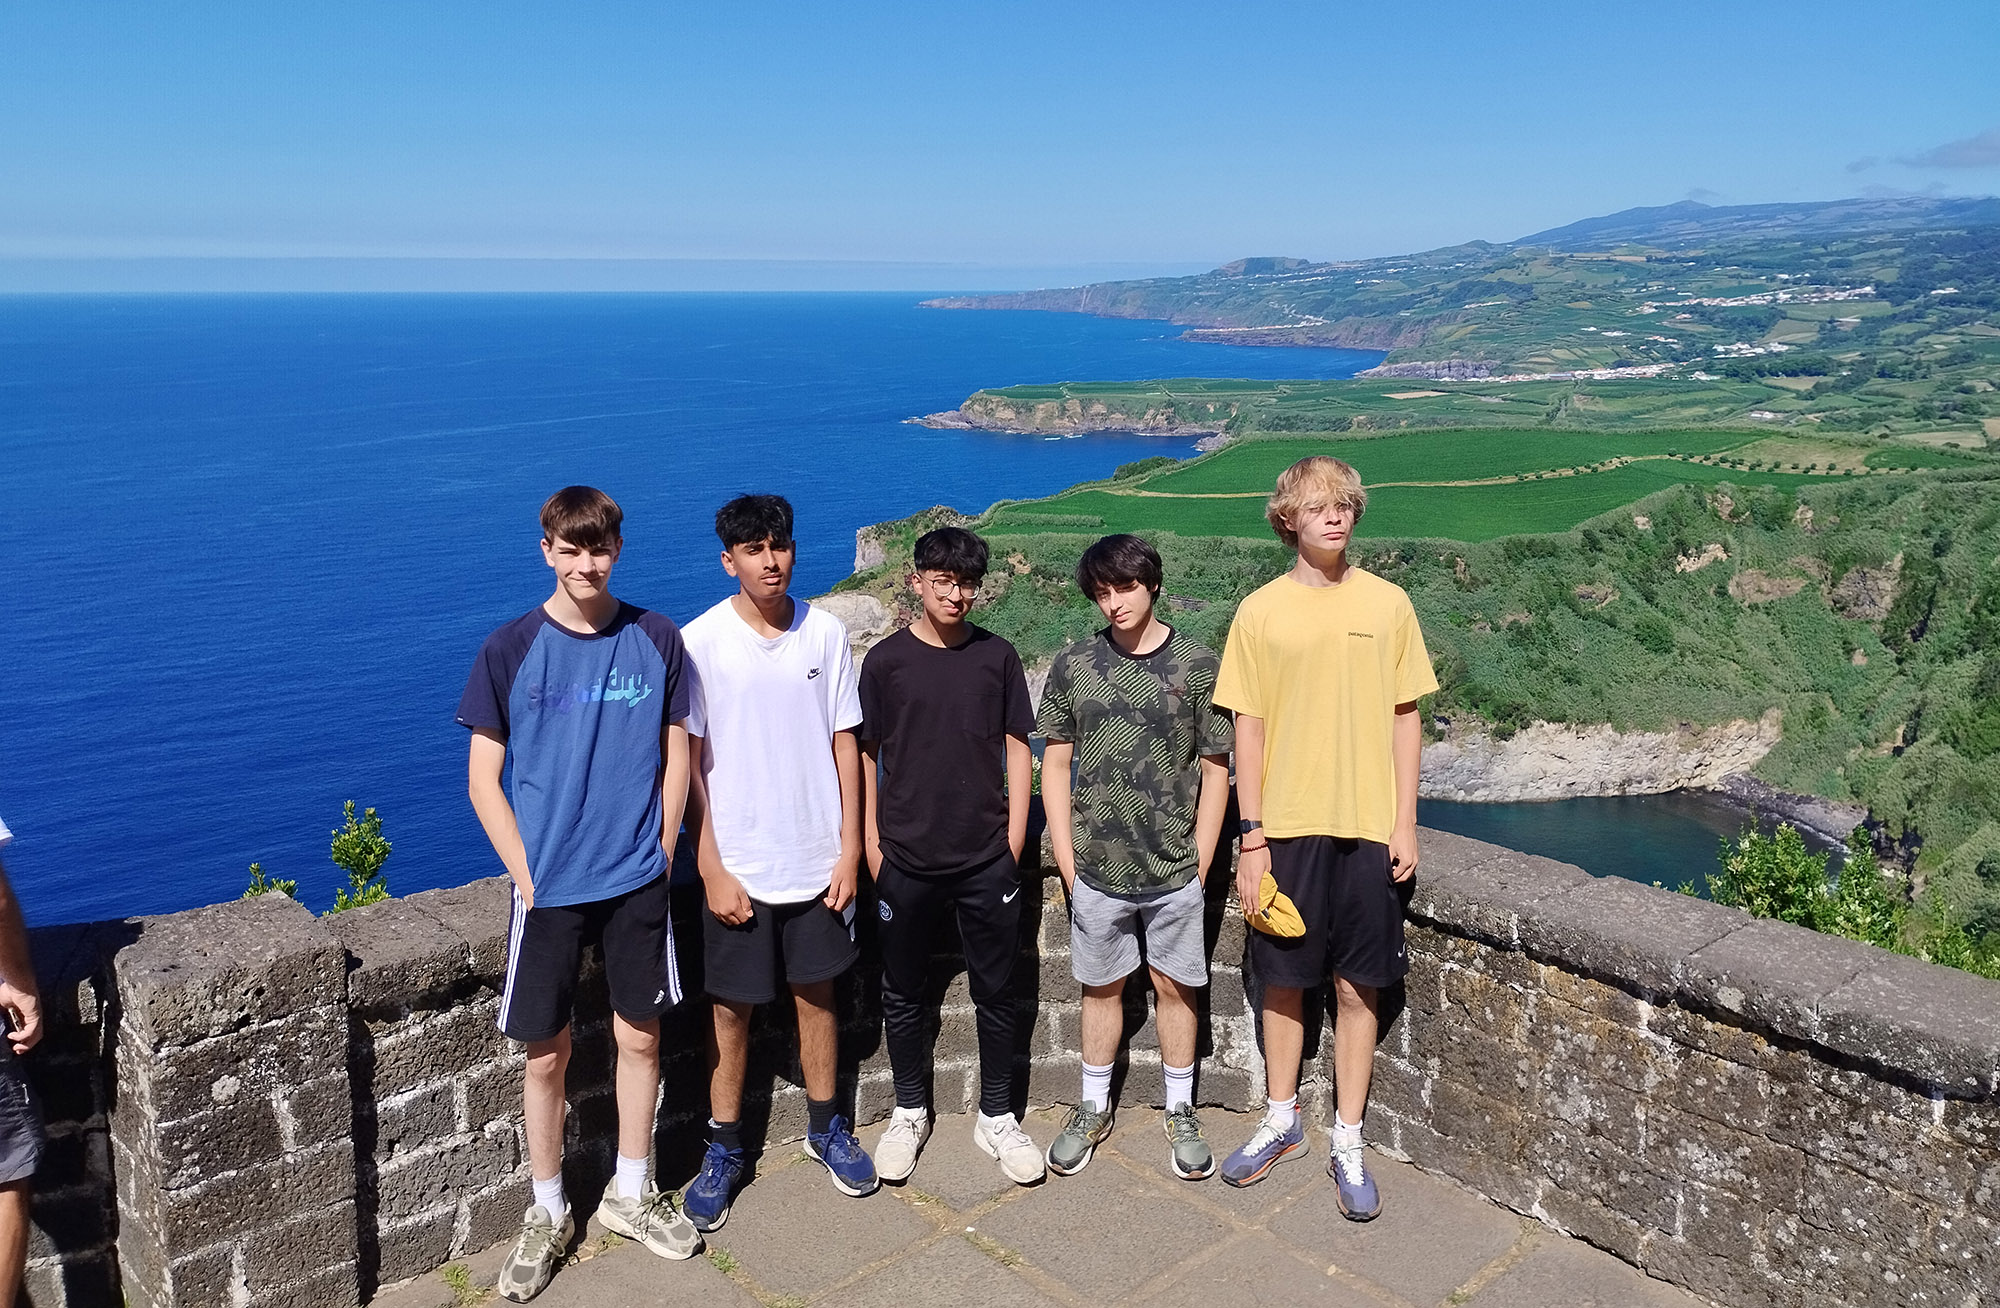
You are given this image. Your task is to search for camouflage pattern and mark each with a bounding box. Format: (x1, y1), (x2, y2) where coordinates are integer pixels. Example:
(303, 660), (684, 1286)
(1037, 628), (1234, 897)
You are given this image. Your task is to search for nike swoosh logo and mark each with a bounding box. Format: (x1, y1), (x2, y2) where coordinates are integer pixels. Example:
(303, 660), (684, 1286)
(1000, 888), (1020, 903)
(807, 667), (822, 679)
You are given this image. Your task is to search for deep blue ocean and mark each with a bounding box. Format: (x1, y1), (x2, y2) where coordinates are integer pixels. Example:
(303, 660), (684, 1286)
(2, 293), (1384, 923)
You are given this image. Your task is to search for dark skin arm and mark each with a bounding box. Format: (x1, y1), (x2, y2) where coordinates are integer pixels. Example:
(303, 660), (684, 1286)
(0, 859), (40, 1055)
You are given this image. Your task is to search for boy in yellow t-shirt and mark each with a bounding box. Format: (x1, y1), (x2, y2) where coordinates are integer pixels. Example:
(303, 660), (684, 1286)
(1212, 456), (1438, 1219)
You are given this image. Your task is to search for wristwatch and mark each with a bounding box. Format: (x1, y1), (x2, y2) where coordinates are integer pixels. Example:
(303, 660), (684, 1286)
(1239, 819), (1263, 835)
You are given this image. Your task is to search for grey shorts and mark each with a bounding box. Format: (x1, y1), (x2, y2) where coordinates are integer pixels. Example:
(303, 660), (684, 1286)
(1067, 875), (1208, 989)
(0, 1045), (43, 1187)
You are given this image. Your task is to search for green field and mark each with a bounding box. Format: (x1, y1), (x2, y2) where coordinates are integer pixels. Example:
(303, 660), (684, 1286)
(1139, 429), (1757, 492)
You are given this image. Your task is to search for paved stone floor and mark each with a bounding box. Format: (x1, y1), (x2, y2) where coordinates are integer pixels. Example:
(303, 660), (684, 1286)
(376, 1110), (1714, 1308)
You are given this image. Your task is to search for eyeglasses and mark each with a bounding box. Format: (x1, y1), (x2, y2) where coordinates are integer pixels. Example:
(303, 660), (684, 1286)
(921, 575), (981, 598)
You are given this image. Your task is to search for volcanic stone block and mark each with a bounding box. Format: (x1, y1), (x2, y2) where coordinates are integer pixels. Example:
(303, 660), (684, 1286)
(1410, 842), (1591, 946)
(111, 892), (345, 1047)
(377, 1131), (518, 1223)
(371, 1004), (511, 1096)
(1648, 1111), (1804, 1207)
(1516, 875), (1747, 997)
(404, 876), (514, 983)
(373, 1206), (458, 1286)
(1814, 950), (2000, 1095)
(1681, 915), (1875, 1045)
(240, 1200), (360, 1293)
(136, 1004), (348, 1120)
(325, 897), (473, 1011)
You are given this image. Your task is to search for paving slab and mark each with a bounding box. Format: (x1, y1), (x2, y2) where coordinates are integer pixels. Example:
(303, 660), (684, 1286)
(1265, 1153), (1529, 1307)
(1137, 1230), (1396, 1308)
(705, 1153), (935, 1298)
(972, 1142), (1234, 1303)
(816, 1231), (1065, 1308)
(530, 1242), (759, 1308)
(1468, 1232), (1710, 1307)
(1117, 1111), (1329, 1222)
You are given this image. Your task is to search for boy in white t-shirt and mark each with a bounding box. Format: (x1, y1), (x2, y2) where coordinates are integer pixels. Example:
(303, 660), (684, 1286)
(679, 494), (877, 1231)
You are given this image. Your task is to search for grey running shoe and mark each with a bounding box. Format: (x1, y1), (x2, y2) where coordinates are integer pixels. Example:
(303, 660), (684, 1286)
(1164, 1106), (1214, 1180)
(497, 1204), (573, 1302)
(597, 1188), (701, 1260)
(1046, 1103), (1114, 1176)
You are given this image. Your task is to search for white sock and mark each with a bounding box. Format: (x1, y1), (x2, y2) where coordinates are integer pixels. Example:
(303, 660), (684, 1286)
(1080, 1060), (1114, 1111)
(1332, 1112), (1364, 1150)
(532, 1172), (567, 1222)
(1265, 1095), (1298, 1132)
(614, 1152), (648, 1201)
(1163, 1063), (1195, 1113)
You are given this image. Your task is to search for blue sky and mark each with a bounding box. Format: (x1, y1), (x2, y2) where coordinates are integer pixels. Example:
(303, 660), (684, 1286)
(2, 1), (1996, 288)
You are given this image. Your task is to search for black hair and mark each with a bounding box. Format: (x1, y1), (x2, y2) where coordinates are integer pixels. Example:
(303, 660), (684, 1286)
(912, 525), (989, 581)
(714, 493), (795, 550)
(1075, 533), (1163, 597)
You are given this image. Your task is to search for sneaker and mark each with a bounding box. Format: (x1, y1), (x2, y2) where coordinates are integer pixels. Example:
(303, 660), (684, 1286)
(497, 1204), (573, 1302)
(1329, 1141), (1382, 1220)
(972, 1111), (1046, 1184)
(875, 1106), (932, 1183)
(597, 1188), (701, 1260)
(805, 1114), (880, 1197)
(1045, 1103), (1113, 1176)
(681, 1141), (747, 1233)
(1219, 1115), (1305, 1188)
(1164, 1106), (1214, 1180)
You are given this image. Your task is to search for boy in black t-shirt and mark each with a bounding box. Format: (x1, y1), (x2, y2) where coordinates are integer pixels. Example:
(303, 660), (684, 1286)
(860, 527), (1043, 1186)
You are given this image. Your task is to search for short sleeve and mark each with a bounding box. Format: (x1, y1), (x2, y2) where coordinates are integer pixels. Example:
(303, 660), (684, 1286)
(456, 632), (516, 734)
(1187, 648), (1235, 757)
(1000, 643), (1035, 739)
(682, 653), (710, 738)
(830, 630), (863, 733)
(1037, 651), (1077, 743)
(0, 815), (12, 847)
(637, 611), (693, 725)
(1212, 604), (1263, 718)
(858, 645), (887, 743)
(1393, 594), (1440, 704)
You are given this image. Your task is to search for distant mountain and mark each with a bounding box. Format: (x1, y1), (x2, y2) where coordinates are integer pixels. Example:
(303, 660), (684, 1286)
(1513, 196), (2000, 251)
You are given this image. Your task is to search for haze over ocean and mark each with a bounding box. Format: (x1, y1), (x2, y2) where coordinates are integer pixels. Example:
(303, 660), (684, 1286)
(1, 293), (1378, 922)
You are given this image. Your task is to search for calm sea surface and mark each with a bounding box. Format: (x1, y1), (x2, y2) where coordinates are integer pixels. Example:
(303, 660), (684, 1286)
(3, 292), (1386, 921)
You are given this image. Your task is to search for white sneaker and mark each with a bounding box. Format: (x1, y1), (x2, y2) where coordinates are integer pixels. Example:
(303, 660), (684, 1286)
(974, 1112), (1046, 1185)
(876, 1105), (932, 1182)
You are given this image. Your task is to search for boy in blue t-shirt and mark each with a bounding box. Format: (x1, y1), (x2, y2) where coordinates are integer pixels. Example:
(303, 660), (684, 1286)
(457, 487), (699, 1301)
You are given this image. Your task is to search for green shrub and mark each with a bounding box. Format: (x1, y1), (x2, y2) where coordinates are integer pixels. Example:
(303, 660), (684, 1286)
(242, 862), (298, 901)
(327, 800), (392, 913)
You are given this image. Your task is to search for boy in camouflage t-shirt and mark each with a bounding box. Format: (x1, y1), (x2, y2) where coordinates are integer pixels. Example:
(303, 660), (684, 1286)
(1038, 535), (1233, 1180)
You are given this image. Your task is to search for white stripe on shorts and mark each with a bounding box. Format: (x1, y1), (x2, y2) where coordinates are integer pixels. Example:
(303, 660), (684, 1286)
(497, 884), (529, 1033)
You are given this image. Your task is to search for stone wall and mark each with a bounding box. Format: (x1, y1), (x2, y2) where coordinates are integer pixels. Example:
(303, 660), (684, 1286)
(17, 827), (2000, 1308)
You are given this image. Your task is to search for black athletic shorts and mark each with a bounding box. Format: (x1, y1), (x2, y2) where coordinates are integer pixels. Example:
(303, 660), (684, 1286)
(1247, 836), (1411, 990)
(703, 892), (858, 1006)
(498, 874), (681, 1043)
(0, 1042), (43, 1186)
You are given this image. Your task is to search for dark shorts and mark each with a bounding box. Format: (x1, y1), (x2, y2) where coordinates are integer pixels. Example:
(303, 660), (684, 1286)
(703, 892), (858, 1006)
(498, 874), (681, 1043)
(1247, 836), (1411, 990)
(0, 1044), (42, 1187)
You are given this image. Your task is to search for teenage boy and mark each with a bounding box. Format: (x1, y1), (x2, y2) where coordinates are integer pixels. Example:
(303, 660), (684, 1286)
(0, 818), (43, 1308)
(1038, 535), (1233, 1181)
(1213, 456), (1436, 1220)
(679, 494), (876, 1230)
(860, 526), (1043, 1185)
(460, 486), (699, 1301)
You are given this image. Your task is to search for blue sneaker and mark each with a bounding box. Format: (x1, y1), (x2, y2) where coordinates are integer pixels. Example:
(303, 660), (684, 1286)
(1329, 1141), (1381, 1220)
(682, 1141), (747, 1232)
(1219, 1115), (1305, 1188)
(805, 1114), (879, 1197)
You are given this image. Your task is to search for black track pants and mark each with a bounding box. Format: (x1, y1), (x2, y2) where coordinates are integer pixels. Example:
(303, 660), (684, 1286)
(875, 851), (1024, 1117)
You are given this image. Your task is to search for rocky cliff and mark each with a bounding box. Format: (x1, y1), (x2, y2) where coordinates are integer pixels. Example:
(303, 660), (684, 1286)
(1418, 710), (1786, 801)
(914, 393), (1232, 436)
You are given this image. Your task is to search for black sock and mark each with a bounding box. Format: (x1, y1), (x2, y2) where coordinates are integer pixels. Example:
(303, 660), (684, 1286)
(808, 1097), (837, 1136)
(711, 1118), (742, 1153)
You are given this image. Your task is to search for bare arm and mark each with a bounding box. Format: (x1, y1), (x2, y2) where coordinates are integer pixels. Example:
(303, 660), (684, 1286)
(825, 729), (863, 911)
(659, 720), (690, 863)
(1041, 741), (1076, 891)
(1389, 701), (1423, 880)
(861, 739), (884, 876)
(1193, 754), (1231, 883)
(1232, 713), (1268, 912)
(467, 728), (534, 907)
(683, 738), (752, 925)
(1005, 734), (1032, 865)
(0, 861), (40, 1055)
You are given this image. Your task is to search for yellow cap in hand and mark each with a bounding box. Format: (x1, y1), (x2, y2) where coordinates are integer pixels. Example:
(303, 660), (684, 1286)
(1245, 871), (1306, 938)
